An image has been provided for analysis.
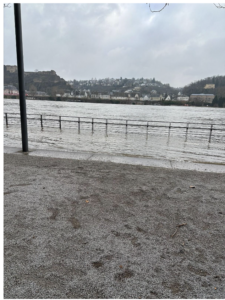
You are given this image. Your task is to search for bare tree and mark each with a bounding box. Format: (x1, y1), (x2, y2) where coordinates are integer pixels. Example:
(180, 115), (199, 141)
(213, 3), (225, 8)
(29, 84), (37, 96)
(148, 3), (169, 13)
(148, 3), (225, 13)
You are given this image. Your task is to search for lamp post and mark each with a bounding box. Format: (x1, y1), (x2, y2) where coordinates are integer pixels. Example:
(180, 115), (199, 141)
(14, 3), (28, 152)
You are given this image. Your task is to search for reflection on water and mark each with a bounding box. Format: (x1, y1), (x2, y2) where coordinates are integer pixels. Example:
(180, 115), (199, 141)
(4, 99), (225, 164)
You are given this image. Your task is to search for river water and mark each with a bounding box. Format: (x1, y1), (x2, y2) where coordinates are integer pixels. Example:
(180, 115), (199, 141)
(4, 99), (225, 164)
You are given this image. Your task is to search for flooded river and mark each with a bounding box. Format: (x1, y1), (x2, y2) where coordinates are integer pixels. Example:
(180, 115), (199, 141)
(4, 99), (225, 164)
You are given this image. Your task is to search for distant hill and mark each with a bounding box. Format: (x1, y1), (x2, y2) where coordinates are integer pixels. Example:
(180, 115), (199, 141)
(182, 75), (225, 97)
(72, 78), (179, 97)
(4, 65), (72, 96)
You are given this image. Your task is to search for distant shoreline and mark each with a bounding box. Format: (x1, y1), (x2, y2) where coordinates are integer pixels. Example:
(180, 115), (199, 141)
(4, 96), (215, 107)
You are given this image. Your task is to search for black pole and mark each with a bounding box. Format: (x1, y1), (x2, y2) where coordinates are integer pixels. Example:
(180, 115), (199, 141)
(14, 4), (28, 152)
(5, 113), (8, 127)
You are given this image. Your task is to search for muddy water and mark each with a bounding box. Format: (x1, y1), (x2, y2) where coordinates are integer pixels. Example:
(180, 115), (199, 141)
(4, 99), (225, 164)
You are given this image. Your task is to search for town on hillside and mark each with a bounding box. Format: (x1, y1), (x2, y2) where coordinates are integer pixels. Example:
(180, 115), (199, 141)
(4, 65), (225, 107)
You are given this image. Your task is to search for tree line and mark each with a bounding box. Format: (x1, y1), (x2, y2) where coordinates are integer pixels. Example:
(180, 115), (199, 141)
(212, 96), (225, 107)
(182, 75), (225, 97)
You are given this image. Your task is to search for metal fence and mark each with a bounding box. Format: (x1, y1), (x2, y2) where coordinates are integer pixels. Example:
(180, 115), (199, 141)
(4, 112), (225, 143)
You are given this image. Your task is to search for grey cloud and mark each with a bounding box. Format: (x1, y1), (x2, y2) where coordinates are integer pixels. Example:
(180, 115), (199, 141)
(4, 3), (225, 87)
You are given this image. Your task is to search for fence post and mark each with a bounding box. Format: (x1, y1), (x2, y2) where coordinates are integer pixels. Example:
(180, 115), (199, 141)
(5, 113), (8, 127)
(92, 118), (94, 133)
(185, 122), (189, 141)
(59, 116), (61, 130)
(78, 117), (80, 134)
(106, 119), (108, 135)
(40, 114), (43, 129)
(168, 122), (171, 136)
(209, 124), (213, 143)
(146, 122), (149, 138)
(126, 120), (128, 134)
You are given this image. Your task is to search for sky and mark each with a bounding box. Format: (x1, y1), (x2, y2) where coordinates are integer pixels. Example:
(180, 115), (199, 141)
(3, 2), (225, 87)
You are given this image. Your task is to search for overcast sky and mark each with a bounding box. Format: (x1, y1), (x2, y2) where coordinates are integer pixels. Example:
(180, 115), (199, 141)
(3, 3), (225, 87)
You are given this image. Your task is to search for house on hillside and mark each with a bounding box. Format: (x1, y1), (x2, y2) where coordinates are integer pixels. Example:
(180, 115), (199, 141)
(204, 84), (215, 89)
(133, 87), (141, 91)
(124, 89), (133, 94)
(151, 90), (157, 95)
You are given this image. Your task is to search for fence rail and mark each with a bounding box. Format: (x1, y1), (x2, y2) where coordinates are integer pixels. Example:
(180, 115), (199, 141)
(4, 112), (225, 143)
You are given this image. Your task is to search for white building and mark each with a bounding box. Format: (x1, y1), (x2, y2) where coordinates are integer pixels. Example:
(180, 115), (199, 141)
(142, 95), (150, 101)
(165, 95), (171, 101)
(177, 96), (189, 101)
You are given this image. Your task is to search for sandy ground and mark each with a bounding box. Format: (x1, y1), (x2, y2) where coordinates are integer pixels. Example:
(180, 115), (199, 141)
(4, 153), (225, 298)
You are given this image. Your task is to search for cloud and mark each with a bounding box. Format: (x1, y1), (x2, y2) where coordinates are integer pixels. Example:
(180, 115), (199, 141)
(4, 3), (225, 87)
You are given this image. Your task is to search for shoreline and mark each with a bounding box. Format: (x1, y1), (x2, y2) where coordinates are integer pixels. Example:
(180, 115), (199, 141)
(4, 146), (225, 173)
(4, 96), (218, 107)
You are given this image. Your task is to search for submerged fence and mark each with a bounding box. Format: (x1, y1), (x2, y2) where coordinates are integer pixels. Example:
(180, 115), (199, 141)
(4, 112), (225, 143)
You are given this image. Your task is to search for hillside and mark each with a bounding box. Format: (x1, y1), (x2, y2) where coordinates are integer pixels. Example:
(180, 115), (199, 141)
(4, 65), (72, 96)
(72, 78), (179, 97)
(182, 75), (225, 97)
(4, 65), (225, 104)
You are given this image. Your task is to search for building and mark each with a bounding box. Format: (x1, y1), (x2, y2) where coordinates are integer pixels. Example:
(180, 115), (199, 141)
(151, 90), (157, 95)
(177, 96), (189, 101)
(124, 89), (133, 94)
(35, 91), (49, 96)
(91, 92), (110, 99)
(204, 84), (215, 89)
(91, 92), (100, 98)
(190, 94), (215, 104)
(142, 95), (150, 101)
(111, 92), (129, 100)
(4, 85), (19, 95)
(5, 65), (17, 73)
(165, 95), (171, 101)
(133, 87), (141, 91)
(151, 96), (163, 101)
(62, 93), (72, 97)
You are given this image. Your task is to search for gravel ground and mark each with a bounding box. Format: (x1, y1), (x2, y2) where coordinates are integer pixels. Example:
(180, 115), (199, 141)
(4, 153), (225, 298)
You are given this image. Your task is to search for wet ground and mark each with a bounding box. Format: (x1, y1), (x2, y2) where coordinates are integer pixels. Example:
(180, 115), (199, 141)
(4, 151), (225, 298)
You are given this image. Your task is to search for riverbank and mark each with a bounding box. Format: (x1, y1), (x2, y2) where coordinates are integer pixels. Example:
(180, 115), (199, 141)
(4, 96), (214, 106)
(4, 151), (225, 298)
(4, 146), (225, 173)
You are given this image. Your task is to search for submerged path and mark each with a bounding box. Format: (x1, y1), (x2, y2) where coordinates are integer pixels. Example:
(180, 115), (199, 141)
(4, 150), (225, 298)
(4, 146), (225, 173)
